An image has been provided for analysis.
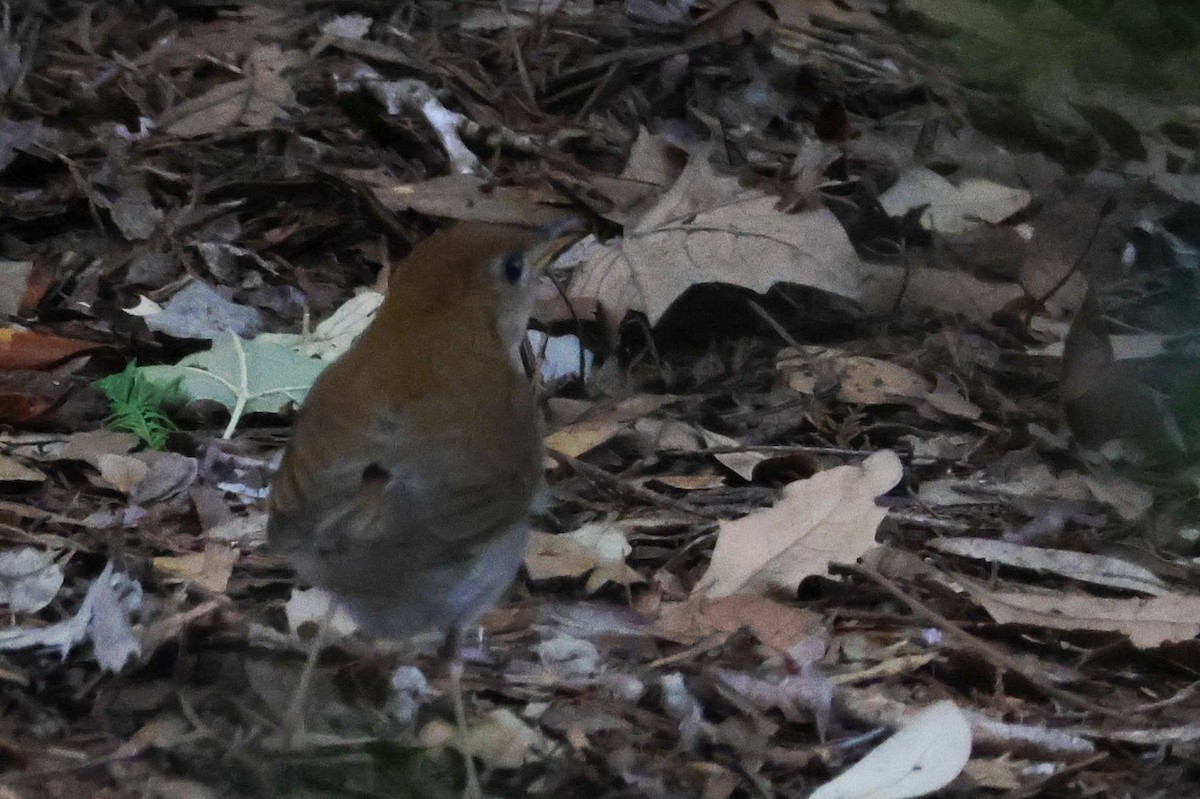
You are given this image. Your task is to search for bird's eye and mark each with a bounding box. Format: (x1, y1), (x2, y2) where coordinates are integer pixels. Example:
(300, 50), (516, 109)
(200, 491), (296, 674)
(503, 252), (524, 284)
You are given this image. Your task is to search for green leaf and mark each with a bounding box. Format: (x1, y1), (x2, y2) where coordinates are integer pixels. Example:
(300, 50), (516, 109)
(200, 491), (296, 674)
(140, 333), (327, 438)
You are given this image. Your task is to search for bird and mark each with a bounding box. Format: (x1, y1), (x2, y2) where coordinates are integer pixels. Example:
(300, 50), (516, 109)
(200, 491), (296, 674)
(267, 216), (586, 795)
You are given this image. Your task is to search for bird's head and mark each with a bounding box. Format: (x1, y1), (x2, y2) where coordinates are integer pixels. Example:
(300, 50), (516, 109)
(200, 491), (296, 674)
(377, 216), (588, 356)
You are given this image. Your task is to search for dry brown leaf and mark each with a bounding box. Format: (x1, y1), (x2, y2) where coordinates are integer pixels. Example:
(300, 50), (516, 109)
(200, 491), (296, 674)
(351, 171), (567, 226)
(525, 524), (643, 594)
(95, 453), (150, 494)
(162, 45), (300, 137)
(153, 544), (239, 594)
(879, 167), (1031, 234)
(544, 419), (624, 459)
(777, 348), (981, 420)
(838, 356), (930, 404)
(649, 473), (726, 491)
(656, 594), (825, 654)
(694, 451), (903, 597)
(970, 587), (1200, 648)
(1020, 198), (1102, 308)
(0, 327), (106, 370)
(859, 261), (1024, 323)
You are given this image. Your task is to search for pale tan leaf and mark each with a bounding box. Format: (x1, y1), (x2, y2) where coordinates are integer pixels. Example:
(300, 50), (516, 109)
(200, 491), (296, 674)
(929, 537), (1169, 596)
(153, 544), (239, 594)
(971, 588), (1200, 648)
(524, 524), (643, 594)
(649, 473), (726, 491)
(838, 357), (929, 404)
(0, 454), (45, 483)
(571, 197), (862, 340)
(544, 419), (624, 459)
(568, 146), (862, 340)
(700, 429), (766, 481)
(694, 451), (903, 597)
(95, 453), (150, 494)
(878, 167), (1031, 235)
(809, 700), (972, 799)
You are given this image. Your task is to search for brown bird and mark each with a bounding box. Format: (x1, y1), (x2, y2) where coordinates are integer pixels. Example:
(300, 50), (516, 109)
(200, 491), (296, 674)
(267, 217), (585, 794)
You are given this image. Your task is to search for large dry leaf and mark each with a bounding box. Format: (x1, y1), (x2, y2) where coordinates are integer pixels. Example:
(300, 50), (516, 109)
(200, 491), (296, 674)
(969, 586), (1200, 648)
(1020, 198), (1102, 304)
(0, 453), (45, 482)
(859, 262), (1024, 323)
(694, 450), (902, 597)
(568, 147), (862, 340)
(809, 700), (971, 799)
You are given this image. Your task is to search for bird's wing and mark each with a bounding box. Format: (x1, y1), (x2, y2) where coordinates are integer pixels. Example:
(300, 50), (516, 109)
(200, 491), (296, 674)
(267, 395), (540, 568)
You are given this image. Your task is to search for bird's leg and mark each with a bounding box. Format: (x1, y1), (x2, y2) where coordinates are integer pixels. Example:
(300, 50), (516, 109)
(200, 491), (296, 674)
(281, 597), (337, 749)
(441, 625), (483, 799)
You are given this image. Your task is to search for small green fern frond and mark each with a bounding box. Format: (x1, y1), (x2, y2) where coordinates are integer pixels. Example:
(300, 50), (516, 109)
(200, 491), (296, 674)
(95, 361), (182, 450)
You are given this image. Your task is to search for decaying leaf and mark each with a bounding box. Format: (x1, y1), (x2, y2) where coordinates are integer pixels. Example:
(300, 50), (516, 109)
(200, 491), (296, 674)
(0, 547), (64, 613)
(694, 450), (903, 597)
(0, 453), (45, 483)
(0, 561), (141, 672)
(421, 708), (546, 769)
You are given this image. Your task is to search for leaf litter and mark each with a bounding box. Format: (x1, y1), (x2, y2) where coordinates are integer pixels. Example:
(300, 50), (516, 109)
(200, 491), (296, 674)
(1, 0), (1200, 797)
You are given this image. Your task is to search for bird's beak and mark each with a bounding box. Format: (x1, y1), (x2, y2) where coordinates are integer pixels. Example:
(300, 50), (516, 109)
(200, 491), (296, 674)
(526, 216), (589, 274)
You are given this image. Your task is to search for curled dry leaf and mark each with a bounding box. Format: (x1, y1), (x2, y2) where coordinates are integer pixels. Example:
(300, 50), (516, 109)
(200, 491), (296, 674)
(694, 450), (903, 597)
(161, 45), (301, 137)
(929, 537), (1169, 596)
(777, 347), (982, 420)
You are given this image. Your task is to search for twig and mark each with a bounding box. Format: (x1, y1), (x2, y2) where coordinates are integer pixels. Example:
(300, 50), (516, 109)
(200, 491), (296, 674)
(547, 450), (721, 520)
(840, 563), (1131, 720)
